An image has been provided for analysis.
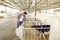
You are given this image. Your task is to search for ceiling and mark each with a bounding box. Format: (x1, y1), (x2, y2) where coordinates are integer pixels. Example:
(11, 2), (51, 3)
(0, 0), (60, 11)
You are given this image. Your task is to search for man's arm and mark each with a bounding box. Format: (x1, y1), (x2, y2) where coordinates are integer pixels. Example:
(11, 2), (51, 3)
(17, 14), (21, 21)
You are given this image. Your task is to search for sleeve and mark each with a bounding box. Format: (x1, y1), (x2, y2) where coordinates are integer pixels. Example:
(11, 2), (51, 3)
(18, 14), (21, 19)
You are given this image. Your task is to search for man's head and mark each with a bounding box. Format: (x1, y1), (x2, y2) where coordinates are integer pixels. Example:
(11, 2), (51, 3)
(22, 12), (27, 16)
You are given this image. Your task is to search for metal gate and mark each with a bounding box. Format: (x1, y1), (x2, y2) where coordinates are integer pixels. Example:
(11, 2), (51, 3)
(23, 19), (50, 40)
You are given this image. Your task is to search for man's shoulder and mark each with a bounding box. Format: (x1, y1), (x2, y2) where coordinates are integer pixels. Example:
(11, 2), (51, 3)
(18, 14), (22, 16)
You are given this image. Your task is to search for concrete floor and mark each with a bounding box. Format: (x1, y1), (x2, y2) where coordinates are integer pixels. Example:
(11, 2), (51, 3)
(0, 17), (20, 40)
(0, 17), (49, 40)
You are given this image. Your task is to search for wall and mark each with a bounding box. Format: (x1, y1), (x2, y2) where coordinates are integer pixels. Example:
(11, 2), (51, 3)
(27, 12), (60, 40)
(36, 13), (60, 40)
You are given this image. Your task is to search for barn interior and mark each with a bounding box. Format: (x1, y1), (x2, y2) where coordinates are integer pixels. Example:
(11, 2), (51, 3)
(0, 0), (60, 40)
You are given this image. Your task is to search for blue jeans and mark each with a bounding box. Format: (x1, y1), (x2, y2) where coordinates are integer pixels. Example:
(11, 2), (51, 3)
(17, 22), (23, 28)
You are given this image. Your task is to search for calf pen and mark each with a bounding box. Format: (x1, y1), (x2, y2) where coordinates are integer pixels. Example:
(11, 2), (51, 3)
(23, 28), (50, 40)
(23, 18), (50, 40)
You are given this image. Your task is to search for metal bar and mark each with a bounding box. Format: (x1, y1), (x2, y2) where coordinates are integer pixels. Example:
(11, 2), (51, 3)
(0, 2), (18, 10)
(35, 0), (36, 21)
(10, 0), (24, 10)
(24, 28), (50, 40)
(40, 1), (60, 10)
(31, 0), (41, 8)
(19, 0), (26, 10)
(23, 0), (27, 11)
(23, 28), (50, 29)
(28, 0), (31, 12)
(46, 0), (48, 14)
(3, 0), (13, 6)
(1, 0), (20, 10)
(32, 0), (46, 9)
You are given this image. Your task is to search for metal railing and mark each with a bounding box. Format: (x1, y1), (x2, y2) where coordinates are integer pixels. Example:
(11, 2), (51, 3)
(23, 27), (50, 40)
(23, 19), (50, 40)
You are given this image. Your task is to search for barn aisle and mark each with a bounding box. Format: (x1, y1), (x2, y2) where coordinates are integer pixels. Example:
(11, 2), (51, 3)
(0, 17), (20, 40)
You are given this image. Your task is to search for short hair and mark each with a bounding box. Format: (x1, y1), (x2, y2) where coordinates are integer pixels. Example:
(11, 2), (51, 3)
(23, 12), (27, 15)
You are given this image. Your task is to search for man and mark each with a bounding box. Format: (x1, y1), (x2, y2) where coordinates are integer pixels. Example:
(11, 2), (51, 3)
(16, 12), (27, 40)
(17, 12), (27, 28)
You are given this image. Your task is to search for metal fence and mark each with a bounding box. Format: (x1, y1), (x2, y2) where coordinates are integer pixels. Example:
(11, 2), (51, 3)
(23, 19), (50, 40)
(23, 28), (50, 40)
